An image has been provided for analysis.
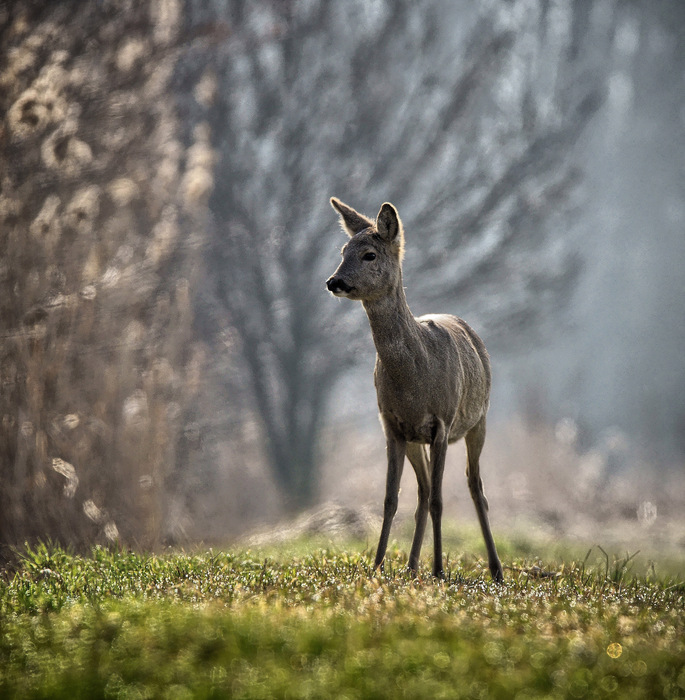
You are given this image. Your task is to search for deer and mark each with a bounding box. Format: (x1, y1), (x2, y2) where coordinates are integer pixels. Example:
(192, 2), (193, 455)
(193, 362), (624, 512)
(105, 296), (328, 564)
(325, 198), (504, 582)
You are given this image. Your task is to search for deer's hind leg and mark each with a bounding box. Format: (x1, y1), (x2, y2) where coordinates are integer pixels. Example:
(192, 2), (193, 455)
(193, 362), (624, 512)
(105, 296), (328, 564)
(406, 442), (430, 573)
(465, 416), (504, 582)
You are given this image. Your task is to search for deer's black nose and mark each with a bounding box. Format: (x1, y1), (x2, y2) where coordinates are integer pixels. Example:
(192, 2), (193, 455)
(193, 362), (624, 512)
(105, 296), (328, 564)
(326, 276), (352, 294)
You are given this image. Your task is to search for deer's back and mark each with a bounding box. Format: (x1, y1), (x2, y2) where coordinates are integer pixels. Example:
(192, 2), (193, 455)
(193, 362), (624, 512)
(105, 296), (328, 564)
(375, 313), (491, 445)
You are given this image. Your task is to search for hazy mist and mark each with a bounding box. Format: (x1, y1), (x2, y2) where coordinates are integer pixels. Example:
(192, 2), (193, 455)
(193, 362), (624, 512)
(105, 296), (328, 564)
(1, 0), (683, 555)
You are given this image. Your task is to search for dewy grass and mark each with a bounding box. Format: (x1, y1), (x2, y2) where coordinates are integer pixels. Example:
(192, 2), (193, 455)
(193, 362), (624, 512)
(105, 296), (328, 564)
(1, 537), (684, 699)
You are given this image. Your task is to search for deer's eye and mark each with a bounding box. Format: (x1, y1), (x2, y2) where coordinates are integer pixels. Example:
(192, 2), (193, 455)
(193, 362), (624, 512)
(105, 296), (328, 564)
(362, 252), (376, 262)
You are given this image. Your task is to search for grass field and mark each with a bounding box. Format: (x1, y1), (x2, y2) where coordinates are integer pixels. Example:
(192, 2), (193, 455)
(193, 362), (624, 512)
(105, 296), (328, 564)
(1, 529), (684, 699)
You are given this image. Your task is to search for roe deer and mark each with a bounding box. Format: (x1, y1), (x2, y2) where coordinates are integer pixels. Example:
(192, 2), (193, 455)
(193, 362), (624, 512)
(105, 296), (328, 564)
(326, 198), (504, 582)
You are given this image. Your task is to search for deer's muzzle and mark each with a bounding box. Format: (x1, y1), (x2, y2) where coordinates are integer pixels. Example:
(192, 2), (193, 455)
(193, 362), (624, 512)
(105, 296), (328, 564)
(326, 276), (354, 296)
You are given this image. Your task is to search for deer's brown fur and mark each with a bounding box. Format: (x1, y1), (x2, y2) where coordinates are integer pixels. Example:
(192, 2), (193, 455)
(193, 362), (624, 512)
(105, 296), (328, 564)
(326, 197), (503, 581)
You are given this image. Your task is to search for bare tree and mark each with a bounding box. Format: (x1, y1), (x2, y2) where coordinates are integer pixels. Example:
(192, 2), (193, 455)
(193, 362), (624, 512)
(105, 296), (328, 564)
(191, 0), (615, 508)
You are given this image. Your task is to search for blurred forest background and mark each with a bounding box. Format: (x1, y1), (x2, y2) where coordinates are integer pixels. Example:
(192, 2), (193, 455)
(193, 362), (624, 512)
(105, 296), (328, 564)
(1, 0), (684, 557)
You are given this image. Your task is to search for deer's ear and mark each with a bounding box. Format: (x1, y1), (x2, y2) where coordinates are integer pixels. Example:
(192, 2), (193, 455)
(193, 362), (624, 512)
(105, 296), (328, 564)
(376, 202), (404, 260)
(330, 197), (373, 237)
(376, 202), (402, 243)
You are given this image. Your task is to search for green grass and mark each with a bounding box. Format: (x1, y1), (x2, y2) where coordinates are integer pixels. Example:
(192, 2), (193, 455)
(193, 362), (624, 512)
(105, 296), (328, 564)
(1, 532), (684, 699)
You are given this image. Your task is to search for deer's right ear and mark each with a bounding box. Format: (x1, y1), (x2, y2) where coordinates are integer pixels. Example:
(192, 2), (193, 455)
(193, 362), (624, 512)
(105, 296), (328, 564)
(330, 197), (373, 237)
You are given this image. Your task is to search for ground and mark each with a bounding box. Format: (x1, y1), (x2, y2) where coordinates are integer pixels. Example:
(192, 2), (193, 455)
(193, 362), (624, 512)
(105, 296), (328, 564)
(1, 522), (684, 699)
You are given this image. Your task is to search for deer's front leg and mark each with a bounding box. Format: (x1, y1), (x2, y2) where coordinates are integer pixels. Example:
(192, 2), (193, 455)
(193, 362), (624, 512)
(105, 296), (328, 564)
(429, 422), (448, 579)
(406, 442), (430, 574)
(373, 430), (406, 572)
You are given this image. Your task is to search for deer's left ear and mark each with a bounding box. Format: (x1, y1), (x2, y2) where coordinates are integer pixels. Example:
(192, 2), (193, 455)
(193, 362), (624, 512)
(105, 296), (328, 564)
(376, 202), (403, 247)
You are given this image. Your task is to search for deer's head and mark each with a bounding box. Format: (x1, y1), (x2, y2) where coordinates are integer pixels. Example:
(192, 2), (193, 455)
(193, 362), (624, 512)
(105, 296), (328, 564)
(326, 198), (405, 302)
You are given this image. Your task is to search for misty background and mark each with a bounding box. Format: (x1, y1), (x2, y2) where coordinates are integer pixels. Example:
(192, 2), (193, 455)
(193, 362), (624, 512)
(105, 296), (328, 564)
(1, 0), (683, 557)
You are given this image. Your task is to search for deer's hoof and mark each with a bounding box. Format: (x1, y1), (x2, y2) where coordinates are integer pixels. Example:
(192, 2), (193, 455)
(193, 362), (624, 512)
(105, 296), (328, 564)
(491, 562), (504, 583)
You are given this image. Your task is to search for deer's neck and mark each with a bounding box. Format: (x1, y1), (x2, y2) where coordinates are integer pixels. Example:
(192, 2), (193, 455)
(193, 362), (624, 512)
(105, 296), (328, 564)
(362, 283), (422, 375)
